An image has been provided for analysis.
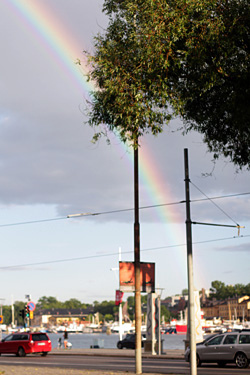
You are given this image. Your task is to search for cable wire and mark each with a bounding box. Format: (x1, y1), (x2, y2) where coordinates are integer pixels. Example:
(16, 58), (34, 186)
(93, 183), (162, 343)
(1, 234), (249, 270)
(0, 192), (249, 228)
(190, 182), (240, 226)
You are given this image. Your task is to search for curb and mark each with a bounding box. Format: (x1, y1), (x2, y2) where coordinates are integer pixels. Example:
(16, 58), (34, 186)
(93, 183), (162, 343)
(50, 348), (185, 360)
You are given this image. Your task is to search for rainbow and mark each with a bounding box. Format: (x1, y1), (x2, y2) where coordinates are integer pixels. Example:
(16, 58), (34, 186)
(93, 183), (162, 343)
(5, 0), (93, 95)
(5, 0), (196, 286)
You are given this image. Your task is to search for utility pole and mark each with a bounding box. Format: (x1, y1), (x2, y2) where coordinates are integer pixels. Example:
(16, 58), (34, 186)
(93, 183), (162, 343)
(134, 143), (142, 374)
(184, 149), (197, 375)
(118, 247), (123, 341)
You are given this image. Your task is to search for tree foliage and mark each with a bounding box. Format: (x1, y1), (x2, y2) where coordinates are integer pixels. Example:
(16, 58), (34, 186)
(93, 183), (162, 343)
(209, 280), (250, 299)
(37, 296), (90, 310)
(93, 300), (117, 316)
(161, 305), (171, 322)
(85, 0), (250, 167)
(37, 296), (63, 310)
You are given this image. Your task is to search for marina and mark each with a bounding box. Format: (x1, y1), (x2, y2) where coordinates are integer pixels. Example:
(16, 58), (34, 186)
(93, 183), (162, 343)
(43, 332), (186, 351)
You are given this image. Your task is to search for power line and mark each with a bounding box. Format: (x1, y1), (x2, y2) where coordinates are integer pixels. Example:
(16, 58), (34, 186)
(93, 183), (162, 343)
(1, 234), (249, 270)
(190, 181), (240, 226)
(0, 217), (66, 228)
(0, 192), (249, 228)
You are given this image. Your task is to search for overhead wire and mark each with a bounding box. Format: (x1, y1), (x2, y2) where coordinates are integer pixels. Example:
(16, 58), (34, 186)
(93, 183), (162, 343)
(0, 191), (249, 228)
(190, 181), (240, 226)
(0, 234), (250, 270)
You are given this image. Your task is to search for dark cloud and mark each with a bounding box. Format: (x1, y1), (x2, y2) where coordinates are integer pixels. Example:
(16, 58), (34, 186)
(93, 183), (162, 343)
(217, 243), (250, 253)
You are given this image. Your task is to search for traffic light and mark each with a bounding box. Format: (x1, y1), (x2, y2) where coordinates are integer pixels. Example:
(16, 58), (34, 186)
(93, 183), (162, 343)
(25, 304), (30, 318)
(19, 309), (25, 319)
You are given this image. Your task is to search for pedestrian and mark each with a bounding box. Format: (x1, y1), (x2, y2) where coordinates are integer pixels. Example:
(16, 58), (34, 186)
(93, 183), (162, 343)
(58, 337), (62, 349)
(64, 329), (68, 349)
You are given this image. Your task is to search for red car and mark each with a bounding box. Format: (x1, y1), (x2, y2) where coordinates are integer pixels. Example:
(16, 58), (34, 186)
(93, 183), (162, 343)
(0, 332), (52, 356)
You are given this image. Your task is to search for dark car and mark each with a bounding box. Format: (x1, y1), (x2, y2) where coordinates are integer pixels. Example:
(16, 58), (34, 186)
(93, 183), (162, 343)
(0, 332), (52, 356)
(185, 332), (250, 368)
(163, 327), (177, 334)
(117, 333), (146, 349)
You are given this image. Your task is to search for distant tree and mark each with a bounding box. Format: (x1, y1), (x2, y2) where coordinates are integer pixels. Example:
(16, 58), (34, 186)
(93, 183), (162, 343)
(37, 296), (62, 310)
(209, 281), (250, 300)
(244, 284), (250, 295)
(161, 305), (171, 322)
(93, 300), (116, 318)
(2, 305), (12, 325)
(14, 301), (26, 326)
(104, 314), (113, 322)
(234, 284), (246, 296)
(182, 289), (189, 296)
(210, 280), (227, 299)
(63, 298), (82, 309)
(127, 295), (148, 320)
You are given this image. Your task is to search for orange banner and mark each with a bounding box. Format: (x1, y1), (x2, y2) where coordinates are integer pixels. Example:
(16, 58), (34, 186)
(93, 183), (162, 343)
(119, 262), (155, 293)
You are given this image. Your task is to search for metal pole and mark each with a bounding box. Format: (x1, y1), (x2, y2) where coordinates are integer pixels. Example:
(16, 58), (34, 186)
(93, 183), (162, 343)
(119, 247), (123, 341)
(158, 296), (161, 355)
(134, 143), (142, 374)
(184, 148), (197, 375)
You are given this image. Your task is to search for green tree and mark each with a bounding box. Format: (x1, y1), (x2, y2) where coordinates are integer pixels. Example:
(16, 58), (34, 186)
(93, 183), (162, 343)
(210, 280), (227, 299)
(234, 284), (245, 296)
(85, 0), (250, 168)
(161, 305), (171, 322)
(37, 296), (62, 310)
(84, 0), (173, 146)
(93, 300), (116, 318)
(104, 314), (113, 322)
(127, 295), (148, 320)
(63, 298), (82, 309)
(14, 301), (26, 326)
(244, 283), (250, 295)
(209, 280), (250, 300)
(2, 305), (12, 325)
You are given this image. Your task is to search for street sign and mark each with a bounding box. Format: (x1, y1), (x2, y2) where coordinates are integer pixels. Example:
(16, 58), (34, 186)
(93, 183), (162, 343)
(27, 301), (36, 312)
(29, 311), (33, 320)
(0, 315), (3, 324)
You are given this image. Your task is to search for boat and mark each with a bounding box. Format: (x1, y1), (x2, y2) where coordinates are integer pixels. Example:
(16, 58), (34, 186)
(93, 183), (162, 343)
(175, 323), (187, 334)
(170, 311), (187, 334)
(110, 322), (132, 334)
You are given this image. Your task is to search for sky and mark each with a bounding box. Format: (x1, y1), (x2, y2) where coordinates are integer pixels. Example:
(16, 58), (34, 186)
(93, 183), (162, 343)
(0, 0), (249, 307)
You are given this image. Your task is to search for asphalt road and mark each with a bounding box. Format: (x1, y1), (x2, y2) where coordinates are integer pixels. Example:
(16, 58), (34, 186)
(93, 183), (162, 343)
(0, 354), (249, 374)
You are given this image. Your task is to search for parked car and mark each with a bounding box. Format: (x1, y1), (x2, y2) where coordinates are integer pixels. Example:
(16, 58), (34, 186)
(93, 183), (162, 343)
(117, 333), (146, 349)
(163, 327), (177, 334)
(185, 332), (250, 368)
(0, 332), (52, 356)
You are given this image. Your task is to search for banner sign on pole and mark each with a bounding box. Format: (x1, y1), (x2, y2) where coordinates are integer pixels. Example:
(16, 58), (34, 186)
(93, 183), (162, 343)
(119, 261), (155, 293)
(115, 290), (124, 306)
(194, 291), (203, 343)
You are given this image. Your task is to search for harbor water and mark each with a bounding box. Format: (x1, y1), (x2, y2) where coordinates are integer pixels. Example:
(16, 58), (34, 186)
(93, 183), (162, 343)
(48, 333), (186, 350)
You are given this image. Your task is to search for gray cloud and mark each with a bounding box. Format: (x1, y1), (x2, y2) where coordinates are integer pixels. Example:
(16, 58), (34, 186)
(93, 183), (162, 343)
(0, 0), (249, 225)
(216, 243), (250, 253)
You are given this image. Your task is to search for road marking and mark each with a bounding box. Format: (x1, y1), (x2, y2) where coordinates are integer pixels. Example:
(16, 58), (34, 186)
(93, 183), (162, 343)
(0, 359), (188, 371)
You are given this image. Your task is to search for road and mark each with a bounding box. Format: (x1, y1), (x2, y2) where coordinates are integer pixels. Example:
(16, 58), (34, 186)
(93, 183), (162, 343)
(0, 354), (249, 374)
